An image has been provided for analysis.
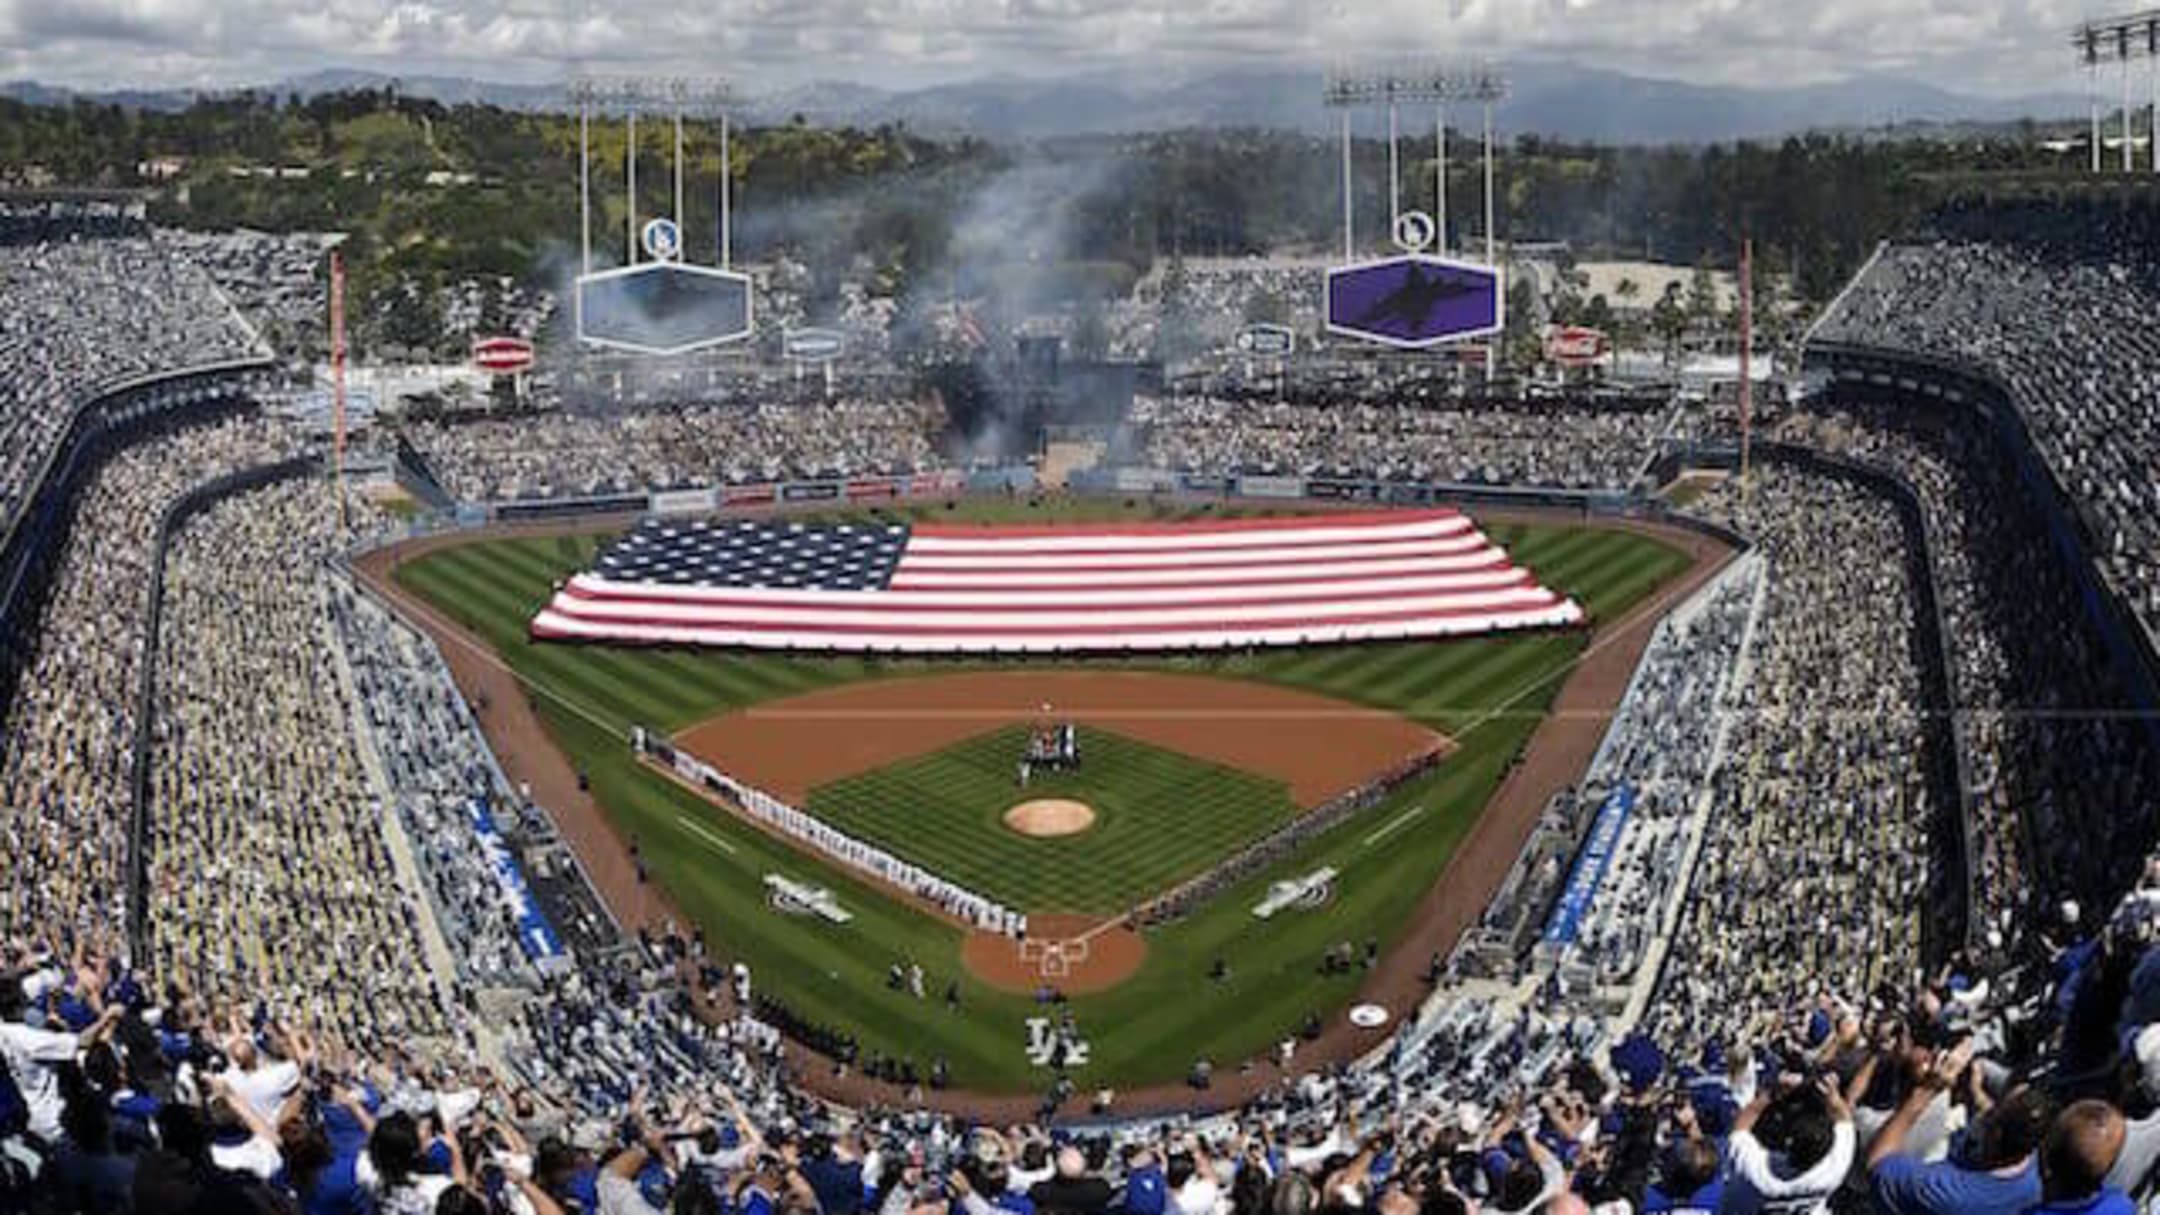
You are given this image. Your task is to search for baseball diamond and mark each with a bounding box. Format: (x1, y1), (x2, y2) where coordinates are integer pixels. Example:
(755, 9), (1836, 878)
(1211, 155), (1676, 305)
(381, 500), (1703, 1091)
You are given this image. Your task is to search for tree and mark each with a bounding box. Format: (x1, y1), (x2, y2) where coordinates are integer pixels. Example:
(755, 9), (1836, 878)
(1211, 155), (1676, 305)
(1242, 287), (1288, 326)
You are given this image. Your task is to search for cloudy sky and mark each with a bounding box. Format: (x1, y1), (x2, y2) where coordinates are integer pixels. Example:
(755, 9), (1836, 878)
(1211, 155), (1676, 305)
(0, 0), (2114, 97)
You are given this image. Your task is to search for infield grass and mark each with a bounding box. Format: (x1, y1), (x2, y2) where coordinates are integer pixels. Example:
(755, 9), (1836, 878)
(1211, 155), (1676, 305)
(809, 725), (1298, 915)
(393, 499), (1695, 1092)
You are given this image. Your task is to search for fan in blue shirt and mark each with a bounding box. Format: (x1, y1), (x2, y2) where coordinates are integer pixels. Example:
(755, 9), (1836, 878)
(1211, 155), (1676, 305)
(2021, 1099), (2136, 1215)
(1868, 1074), (2047, 1215)
(1640, 1135), (1722, 1213)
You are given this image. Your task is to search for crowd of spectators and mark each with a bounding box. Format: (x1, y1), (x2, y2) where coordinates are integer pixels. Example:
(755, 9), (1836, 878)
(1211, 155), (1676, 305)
(1135, 259), (1328, 356)
(331, 579), (616, 989)
(1130, 397), (1666, 490)
(1543, 556), (1763, 1001)
(156, 231), (332, 362)
(403, 401), (945, 502)
(0, 415), (301, 960)
(1761, 398), (2160, 945)
(1650, 467), (1941, 1060)
(1810, 199), (2160, 649)
(0, 234), (264, 531)
(144, 478), (451, 1055)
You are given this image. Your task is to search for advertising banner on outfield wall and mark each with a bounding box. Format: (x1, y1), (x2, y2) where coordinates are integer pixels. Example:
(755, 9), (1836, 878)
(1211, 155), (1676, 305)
(650, 488), (719, 517)
(1236, 474), (1306, 499)
(1112, 468), (1178, 493)
(497, 494), (644, 521)
(967, 468), (1037, 493)
(722, 484), (777, 506)
(846, 479), (898, 501)
(1178, 473), (1230, 493)
(906, 469), (966, 497)
(1305, 480), (1363, 500)
(782, 481), (843, 502)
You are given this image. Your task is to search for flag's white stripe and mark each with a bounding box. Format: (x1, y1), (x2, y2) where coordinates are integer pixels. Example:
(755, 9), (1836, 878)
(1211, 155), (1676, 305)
(895, 533), (1490, 571)
(568, 567), (1532, 609)
(886, 549), (1509, 588)
(532, 601), (1584, 654)
(543, 586), (1562, 631)
(905, 514), (1469, 554)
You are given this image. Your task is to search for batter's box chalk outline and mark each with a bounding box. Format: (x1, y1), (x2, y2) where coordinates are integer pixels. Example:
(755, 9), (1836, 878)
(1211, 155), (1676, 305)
(1020, 936), (1092, 978)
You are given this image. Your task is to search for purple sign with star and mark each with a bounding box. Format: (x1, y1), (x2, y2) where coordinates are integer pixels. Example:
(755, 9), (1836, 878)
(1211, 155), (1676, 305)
(1325, 255), (1503, 348)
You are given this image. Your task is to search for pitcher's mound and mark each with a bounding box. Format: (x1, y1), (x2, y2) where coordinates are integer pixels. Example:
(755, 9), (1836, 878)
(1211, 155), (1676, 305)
(1004, 799), (1096, 838)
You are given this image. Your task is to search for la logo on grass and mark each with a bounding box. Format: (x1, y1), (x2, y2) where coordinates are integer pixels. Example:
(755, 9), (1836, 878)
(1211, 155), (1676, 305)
(1025, 1017), (1091, 1068)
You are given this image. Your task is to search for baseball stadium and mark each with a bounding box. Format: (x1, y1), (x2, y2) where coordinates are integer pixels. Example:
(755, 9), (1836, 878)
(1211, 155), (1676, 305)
(15, 14), (2160, 1215)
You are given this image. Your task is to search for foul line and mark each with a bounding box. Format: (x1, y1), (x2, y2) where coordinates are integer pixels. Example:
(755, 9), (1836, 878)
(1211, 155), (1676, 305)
(678, 816), (739, 856)
(1363, 803), (1430, 847)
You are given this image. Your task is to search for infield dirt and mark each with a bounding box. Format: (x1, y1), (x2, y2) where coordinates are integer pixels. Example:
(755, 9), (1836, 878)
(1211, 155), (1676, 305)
(672, 669), (1449, 809)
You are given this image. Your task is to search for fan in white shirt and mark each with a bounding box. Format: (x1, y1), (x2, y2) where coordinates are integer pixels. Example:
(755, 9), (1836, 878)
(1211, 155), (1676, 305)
(1719, 1076), (1857, 1215)
(0, 996), (121, 1143)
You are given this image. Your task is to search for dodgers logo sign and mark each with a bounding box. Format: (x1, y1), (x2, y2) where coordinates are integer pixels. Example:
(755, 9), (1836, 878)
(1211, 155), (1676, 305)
(1325, 255), (1503, 349)
(641, 217), (682, 263)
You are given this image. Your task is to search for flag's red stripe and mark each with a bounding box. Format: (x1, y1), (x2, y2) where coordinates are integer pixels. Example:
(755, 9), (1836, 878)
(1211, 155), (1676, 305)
(886, 554), (1513, 591)
(900, 530), (1468, 558)
(894, 538), (1488, 575)
(907, 509), (1458, 539)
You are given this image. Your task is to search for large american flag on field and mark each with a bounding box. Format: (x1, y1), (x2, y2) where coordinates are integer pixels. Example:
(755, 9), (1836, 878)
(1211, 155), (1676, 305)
(530, 509), (1583, 654)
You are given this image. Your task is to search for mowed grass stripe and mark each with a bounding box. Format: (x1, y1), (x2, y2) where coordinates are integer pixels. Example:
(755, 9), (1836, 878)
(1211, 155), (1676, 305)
(403, 551), (702, 729)
(425, 543), (825, 726)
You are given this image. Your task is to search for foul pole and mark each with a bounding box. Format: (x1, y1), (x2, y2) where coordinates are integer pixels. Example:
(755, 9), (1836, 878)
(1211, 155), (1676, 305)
(1340, 108), (1355, 261)
(721, 111), (732, 268)
(1739, 237), (1753, 498)
(330, 250), (348, 528)
(1435, 107), (1448, 255)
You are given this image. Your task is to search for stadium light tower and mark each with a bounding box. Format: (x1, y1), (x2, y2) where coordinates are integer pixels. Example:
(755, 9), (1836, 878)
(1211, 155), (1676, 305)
(1323, 62), (1508, 267)
(2073, 10), (2160, 174)
(568, 75), (741, 276)
(568, 75), (753, 358)
(1325, 61), (1509, 380)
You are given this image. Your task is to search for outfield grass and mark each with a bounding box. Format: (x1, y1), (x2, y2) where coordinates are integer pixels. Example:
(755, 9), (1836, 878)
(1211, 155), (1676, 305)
(809, 725), (1299, 915)
(394, 499), (1693, 1091)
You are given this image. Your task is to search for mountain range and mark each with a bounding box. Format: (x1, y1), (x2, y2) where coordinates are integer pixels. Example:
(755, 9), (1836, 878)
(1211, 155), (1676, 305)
(1, 63), (2090, 144)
